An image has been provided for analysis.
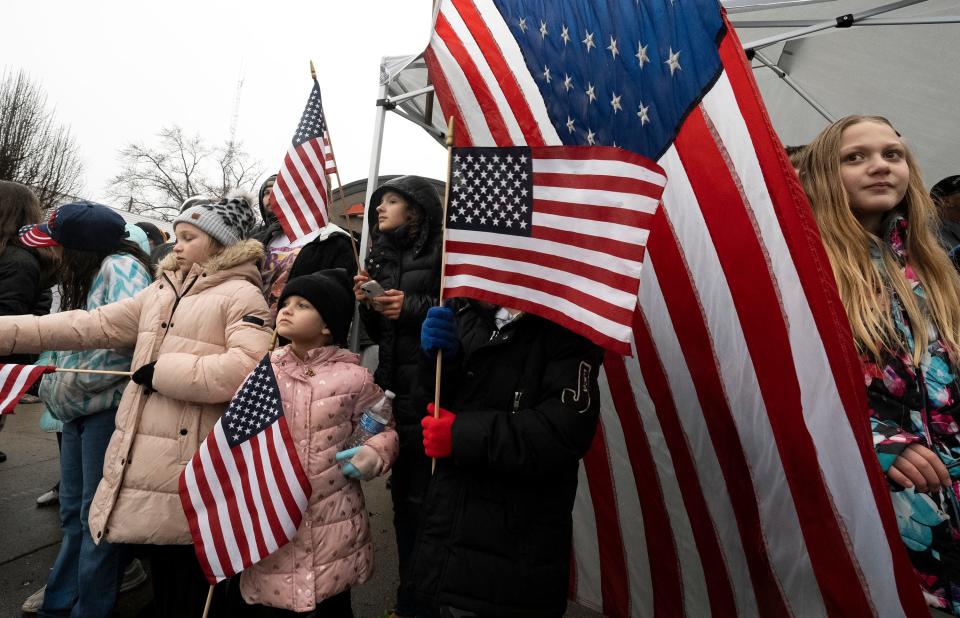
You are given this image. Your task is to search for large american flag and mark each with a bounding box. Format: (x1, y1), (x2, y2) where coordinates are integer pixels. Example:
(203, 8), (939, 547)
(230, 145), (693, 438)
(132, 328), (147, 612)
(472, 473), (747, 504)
(425, 0), (927, 616)
(269, 79), (337, 241)
(0, 363), (54, 414)
(179, 354), (311, 584)
(444, 145), (665, 353)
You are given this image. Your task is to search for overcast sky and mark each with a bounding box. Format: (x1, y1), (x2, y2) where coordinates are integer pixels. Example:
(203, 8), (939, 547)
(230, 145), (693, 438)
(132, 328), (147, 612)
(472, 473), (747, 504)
(1, 0), (447, 205)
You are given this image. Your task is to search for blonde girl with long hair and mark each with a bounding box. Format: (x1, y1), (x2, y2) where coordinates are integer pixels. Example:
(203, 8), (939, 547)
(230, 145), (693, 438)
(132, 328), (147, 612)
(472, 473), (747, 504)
(801, 115), (960, 614)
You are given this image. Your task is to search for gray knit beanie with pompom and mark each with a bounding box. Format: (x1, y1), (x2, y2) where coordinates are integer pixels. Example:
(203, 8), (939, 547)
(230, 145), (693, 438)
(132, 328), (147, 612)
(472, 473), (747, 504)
(173, 190), (257, 247)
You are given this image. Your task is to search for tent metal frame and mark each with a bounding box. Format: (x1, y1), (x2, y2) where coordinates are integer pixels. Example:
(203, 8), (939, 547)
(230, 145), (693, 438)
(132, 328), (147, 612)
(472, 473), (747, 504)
(743, 0), (930, 49)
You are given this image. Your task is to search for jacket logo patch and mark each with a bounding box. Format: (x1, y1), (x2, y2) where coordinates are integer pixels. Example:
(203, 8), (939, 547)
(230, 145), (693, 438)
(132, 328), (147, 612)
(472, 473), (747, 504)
(562, 361), (592, 414)
(242, 315), (265, 326)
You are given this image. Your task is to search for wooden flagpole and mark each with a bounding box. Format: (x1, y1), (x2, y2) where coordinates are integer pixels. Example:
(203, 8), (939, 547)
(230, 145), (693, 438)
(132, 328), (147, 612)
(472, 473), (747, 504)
(200, 584), (215, 618)
(309, 59), (361, 268)
(53, 367), (133, 377)
(432, 116), (456, 475)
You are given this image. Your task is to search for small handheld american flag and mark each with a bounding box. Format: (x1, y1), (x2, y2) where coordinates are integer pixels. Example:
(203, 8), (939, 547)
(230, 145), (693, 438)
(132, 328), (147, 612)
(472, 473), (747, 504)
(0, 364), (55, 414)
(443, 145), (665, 354)
(268, 79), (338, 242)
(179, 354), (311, 584)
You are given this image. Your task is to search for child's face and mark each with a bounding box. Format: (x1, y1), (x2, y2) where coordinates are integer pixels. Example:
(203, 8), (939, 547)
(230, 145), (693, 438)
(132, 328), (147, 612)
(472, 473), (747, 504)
(376, 191), (411, 232)
(172, 223), (218, 274)
(277, 295), (331, 344)
(838, 121), (910, 229)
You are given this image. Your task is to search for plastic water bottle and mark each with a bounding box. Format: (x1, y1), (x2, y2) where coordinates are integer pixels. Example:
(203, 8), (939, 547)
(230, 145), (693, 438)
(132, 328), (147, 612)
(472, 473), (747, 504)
(343, 390), (395, 449)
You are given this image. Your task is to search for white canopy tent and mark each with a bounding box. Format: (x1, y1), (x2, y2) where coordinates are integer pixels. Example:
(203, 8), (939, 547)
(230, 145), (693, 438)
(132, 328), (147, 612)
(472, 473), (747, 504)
(733, 0), (960, 185)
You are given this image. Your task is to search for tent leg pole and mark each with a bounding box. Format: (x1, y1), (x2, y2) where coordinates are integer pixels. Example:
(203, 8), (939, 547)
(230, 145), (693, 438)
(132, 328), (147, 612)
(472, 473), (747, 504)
(754, 51), (835, 123)
(349, 79), (389, 353)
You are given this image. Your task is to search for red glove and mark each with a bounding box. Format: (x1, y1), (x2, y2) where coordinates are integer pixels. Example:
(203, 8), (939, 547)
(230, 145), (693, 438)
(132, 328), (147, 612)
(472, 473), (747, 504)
(422, 403), (456, 458)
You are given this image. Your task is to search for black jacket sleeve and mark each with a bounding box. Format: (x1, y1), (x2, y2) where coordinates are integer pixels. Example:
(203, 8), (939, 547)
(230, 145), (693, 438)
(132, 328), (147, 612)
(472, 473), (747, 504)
(288, 233), (358, 281)
(398, 289), (438, 329)
(450, 334), (604, 478)
(0, 251), (40, 317)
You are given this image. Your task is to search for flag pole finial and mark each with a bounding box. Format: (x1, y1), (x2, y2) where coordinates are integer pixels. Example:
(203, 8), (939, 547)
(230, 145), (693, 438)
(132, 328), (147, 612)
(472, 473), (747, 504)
(309, 60), (317, 81)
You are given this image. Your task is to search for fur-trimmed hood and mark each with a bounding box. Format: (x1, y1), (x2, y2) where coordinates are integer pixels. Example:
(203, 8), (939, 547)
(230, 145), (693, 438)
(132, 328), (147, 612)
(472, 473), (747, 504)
(156, 237), (265, 279)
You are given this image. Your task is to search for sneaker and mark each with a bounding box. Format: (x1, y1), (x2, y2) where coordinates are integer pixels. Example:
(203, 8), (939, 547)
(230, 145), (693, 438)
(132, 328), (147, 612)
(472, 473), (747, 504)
(22, 584), (45, 613)
(19, 393), (41, 404)
(36, 487), (59, 507)
(120, 559), (147, 593)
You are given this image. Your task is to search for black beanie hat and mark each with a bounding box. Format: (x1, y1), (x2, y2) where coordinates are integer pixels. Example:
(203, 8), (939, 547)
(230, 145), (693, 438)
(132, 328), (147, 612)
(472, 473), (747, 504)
(278, 269), (354, 346)
(931, 175), (960, 201)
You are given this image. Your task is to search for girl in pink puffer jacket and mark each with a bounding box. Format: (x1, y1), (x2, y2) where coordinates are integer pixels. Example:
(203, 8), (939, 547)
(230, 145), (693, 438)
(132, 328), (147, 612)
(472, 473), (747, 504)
(231, 269), (399, 617)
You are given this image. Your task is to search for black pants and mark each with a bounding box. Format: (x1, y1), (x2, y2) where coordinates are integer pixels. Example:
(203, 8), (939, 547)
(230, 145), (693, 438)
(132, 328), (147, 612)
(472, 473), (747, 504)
(136, 544), (227, 618)
(225, 578), (353, 618)
(390, 455), (432, 617)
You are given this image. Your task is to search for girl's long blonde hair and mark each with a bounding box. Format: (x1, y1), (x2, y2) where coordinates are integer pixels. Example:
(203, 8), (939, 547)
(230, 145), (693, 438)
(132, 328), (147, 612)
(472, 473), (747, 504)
(800, 115), (960, 364)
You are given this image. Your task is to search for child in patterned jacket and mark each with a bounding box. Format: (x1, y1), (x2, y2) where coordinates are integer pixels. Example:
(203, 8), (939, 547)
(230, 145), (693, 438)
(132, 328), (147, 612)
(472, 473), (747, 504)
(801, 116), (960, 614)
(18, 201), (153, 617)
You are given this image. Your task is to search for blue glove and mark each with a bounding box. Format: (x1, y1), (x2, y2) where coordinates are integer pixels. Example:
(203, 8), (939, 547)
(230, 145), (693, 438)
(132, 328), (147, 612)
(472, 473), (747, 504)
(421, 305), (459, 359)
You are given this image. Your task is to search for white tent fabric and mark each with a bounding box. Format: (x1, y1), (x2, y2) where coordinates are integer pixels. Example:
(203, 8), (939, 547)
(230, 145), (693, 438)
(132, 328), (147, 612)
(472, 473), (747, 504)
(736, 0), (960, 186)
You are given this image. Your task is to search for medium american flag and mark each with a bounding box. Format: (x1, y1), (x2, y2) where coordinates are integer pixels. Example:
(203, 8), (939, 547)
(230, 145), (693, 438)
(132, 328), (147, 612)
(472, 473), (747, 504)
(0, 364), (54, 414)
(444, 145), (665, 353)
(426, 0), (927, 616)
(269, 79), (337, 241)
(179, 354), (311, 584)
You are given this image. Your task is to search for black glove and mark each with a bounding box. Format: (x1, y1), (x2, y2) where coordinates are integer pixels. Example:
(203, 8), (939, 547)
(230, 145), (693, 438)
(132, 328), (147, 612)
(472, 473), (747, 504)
(132, 362), (156, 393)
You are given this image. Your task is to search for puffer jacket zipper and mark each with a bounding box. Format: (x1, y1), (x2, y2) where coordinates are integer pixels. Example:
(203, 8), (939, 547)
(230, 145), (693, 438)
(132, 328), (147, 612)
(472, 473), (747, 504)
(149, 272), (200, 362)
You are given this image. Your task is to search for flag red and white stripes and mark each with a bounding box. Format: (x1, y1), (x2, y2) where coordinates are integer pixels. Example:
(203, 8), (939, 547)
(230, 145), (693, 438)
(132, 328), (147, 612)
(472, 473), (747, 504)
(269, 80), (336, 242)
(180, 355), (311, 583)
(425, 0), (927, 615)
(443, 145), (665, 354)
(0, 364), (54, 414)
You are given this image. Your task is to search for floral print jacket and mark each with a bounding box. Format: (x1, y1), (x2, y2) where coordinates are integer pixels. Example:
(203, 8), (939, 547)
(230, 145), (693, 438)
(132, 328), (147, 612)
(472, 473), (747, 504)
(866, 214), (960, 613)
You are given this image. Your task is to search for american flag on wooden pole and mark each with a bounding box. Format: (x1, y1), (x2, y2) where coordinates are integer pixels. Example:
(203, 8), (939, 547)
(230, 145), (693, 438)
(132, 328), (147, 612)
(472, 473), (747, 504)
(269, 78), (337, 242)
(179, 354), (311, 584)
(424, 0), (928, 615)
(444, 145), (665, 354)
(0, 364), (54, 414)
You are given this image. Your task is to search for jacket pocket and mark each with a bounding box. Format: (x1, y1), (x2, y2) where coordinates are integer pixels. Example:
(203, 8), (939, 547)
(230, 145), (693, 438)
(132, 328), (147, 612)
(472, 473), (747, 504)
(178, 405), (203, 464)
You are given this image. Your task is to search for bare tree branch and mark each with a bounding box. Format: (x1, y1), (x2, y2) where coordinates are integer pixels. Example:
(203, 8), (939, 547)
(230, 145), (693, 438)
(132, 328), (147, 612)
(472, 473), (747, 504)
(0, 70), (84, 208)
(108, 125), (264, 222)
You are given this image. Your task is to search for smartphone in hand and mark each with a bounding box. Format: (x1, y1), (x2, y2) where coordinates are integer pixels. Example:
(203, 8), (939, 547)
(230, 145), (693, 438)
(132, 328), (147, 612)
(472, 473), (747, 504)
(360, 280), (387, 300)
(360, 280), (389, 310)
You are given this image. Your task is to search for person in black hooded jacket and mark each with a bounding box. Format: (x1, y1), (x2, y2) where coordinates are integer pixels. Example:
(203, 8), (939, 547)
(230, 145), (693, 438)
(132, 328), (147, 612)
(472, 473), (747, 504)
(413, 300), (603, 618)
(0, 180), (57, 463)
(353, 175), (443, 618)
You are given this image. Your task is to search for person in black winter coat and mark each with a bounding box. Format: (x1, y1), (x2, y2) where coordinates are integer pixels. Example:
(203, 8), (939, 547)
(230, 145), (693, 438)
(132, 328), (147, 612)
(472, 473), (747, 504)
(414, 300), (604, 618)
(254, 174), (357, 320)
(0, 181), (57, 462)
(352, 175), (443, 618)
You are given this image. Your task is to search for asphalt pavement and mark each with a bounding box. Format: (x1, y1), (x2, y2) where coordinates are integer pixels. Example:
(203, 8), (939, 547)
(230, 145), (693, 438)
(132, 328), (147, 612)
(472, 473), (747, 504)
(0, 402), (602, 617)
